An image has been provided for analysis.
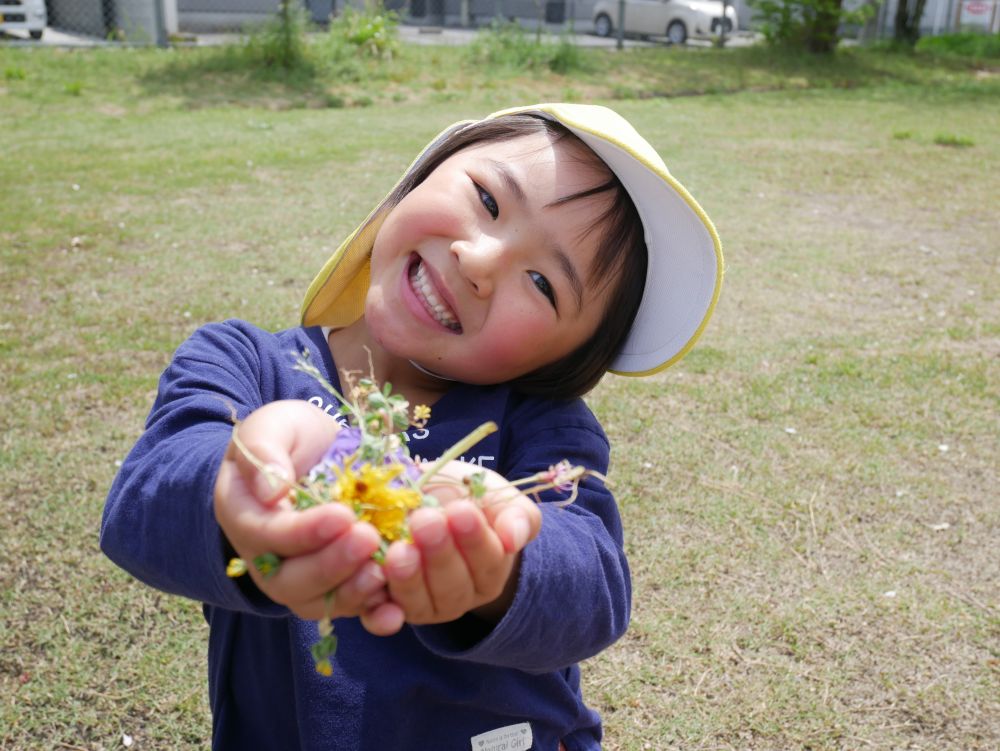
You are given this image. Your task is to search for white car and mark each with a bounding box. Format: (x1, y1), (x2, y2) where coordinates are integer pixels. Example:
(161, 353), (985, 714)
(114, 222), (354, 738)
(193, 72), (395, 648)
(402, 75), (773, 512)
(593, 0), (736, 44)
(0, 0), (47, 39)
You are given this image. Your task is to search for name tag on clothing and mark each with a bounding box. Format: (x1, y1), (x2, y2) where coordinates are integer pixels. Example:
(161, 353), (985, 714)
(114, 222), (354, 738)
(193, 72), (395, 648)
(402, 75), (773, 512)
(470, 722), (533, 751)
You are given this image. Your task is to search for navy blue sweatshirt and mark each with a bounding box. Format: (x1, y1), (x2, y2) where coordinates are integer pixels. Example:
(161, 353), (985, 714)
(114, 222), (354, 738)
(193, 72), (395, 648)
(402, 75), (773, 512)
(101, 321), (631, 751)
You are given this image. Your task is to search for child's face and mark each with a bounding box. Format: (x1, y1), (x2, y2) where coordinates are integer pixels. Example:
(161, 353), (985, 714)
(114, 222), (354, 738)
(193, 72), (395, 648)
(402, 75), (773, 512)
(365, 131), (616, 385)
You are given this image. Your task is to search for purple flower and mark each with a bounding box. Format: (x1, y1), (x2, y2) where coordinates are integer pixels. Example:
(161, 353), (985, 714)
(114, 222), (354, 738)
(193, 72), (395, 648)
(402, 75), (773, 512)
(308, 427), (421, 488)
(322, 427), (363, 465)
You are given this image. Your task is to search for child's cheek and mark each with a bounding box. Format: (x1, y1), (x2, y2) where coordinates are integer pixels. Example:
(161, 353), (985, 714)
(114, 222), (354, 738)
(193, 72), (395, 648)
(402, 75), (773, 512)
(476, 316), (541, 374)
(391, 190), (468, 244)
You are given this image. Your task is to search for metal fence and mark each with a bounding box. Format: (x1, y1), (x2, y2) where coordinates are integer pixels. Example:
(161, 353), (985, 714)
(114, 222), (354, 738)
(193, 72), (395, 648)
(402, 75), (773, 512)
(0, 0), (168, 43)
(0, 0), (602, 45)
(1, 0), (996, 46)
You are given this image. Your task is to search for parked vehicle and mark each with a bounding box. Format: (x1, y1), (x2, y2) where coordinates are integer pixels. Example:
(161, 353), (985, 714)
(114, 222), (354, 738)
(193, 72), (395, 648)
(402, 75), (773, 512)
(0, 0), (47, 39)
(593, 0), (736, 44)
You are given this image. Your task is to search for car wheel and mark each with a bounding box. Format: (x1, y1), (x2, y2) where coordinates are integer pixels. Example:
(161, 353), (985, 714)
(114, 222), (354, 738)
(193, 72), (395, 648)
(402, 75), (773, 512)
(666, 20), (687, 44)
(594, 13), (613, 38)
(30, 29), (44, 40)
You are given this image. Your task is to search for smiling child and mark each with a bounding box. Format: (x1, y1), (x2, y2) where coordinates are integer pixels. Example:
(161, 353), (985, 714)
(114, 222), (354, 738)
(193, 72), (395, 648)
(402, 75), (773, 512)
(101, 103), (723, 751)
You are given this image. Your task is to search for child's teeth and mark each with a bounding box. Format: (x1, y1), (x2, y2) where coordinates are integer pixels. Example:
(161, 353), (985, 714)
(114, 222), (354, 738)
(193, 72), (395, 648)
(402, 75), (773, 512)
(412, 262), (459, 330)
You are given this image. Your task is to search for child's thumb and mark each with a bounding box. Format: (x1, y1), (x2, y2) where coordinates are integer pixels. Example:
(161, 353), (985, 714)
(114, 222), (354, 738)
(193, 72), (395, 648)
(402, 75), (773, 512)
(231, 437), (295, 506)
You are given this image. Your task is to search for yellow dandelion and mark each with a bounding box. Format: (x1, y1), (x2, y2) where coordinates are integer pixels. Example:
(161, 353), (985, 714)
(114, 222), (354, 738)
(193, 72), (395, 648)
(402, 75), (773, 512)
(334, 463), (423, 541)
(315, 659), (333, 677)
(226, 558), (247, 578)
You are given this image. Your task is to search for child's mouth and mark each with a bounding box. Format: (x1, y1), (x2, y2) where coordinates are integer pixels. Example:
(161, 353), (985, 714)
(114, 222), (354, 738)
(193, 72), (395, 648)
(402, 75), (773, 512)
(409, 259), (462, 333)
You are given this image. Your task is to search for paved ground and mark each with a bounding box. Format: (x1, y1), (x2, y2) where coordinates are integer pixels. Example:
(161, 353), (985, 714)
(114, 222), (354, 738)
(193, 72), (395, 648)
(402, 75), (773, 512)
(3, 22), (759, 49)
(397, 24), (759, 47)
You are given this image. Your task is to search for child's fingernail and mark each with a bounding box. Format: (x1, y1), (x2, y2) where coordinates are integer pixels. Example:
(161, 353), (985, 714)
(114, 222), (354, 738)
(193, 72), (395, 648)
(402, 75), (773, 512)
(357, 566), (385, 593)
(411, 513), (447, 548)
(510, 515), (530, 550)
(316, 516), (340, 542)
(392, 546), (420, 578)
(450, 509), (477, 537)
(263, 463), (289, 490)
(347, 535), (373, 562)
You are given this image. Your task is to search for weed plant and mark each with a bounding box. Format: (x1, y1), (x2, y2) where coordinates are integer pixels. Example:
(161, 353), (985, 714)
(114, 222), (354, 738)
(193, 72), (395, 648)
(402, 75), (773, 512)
(242, 0), (314, 74)
(932, 132), (974, 147)
(466, 20), (589, 74)
(326, 5), (400, 60)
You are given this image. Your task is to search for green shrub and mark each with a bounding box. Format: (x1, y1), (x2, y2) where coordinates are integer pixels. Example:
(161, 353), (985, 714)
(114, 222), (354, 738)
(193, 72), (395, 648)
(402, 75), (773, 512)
(749, 0), (874, 53)
(548, 35), (589, 74)
(327, 5), (400, 60)
(915, 32), (1000, 60)
(242, 0), (315, 74)
(467, 20), (587, 73)
(468, 20), (549, 69)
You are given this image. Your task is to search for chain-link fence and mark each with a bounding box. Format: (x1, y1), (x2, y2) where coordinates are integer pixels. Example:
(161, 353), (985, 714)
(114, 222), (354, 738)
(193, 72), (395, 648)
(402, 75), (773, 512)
(0, 0), (168, 43)
(0, 0), (601, 45)
(1, 0), (996, 47)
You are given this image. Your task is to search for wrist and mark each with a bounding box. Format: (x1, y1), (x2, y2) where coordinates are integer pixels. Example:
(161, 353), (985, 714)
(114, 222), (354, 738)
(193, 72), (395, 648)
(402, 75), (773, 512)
(470, 553), (521, 624)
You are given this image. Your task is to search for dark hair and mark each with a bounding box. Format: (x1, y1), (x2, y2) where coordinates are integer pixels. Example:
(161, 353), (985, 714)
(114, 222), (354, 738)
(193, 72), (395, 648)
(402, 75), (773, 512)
(380, 114), (647, 398)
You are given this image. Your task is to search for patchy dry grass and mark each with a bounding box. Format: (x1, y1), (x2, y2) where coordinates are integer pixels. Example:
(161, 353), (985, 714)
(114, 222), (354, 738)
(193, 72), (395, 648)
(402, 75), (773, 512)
(1, 45), (997, 750)
(586, 91), (999, 750)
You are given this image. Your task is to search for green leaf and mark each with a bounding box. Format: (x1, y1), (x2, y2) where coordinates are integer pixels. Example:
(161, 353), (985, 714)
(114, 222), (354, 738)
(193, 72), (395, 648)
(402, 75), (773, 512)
(253, 552), (283, 578)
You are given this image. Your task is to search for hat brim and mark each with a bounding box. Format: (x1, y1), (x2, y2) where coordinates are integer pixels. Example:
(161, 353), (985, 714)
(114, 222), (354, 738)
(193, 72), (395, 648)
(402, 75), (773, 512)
(301, 103), (723, 376)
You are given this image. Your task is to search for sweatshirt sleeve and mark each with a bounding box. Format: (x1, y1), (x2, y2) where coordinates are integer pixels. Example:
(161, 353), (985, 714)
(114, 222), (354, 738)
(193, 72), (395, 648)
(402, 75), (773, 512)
(413, 407), (631, 672)
(100, 322), (286, 616)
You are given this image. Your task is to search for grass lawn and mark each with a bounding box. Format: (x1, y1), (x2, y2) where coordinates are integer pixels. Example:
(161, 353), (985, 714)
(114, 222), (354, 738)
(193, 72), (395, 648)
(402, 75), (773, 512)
(1, 36), (998, 750)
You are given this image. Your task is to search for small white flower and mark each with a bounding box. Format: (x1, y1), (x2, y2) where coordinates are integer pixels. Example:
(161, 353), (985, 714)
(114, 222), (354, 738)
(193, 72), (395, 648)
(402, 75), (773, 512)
(938, 444), (949, 452)
(72, 183), (81, 191)
(784, 427), (797, 435)
(122, 734), (134, 747)
(883, 590), (897, 598)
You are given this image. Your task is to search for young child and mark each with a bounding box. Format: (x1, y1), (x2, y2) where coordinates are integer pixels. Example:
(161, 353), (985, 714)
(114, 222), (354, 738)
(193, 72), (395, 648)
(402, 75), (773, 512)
(101, 103), (722, 751)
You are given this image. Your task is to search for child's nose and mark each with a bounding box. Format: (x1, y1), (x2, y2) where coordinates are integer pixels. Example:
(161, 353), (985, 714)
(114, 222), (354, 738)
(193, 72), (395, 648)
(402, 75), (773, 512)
(452, 234), (506, 298)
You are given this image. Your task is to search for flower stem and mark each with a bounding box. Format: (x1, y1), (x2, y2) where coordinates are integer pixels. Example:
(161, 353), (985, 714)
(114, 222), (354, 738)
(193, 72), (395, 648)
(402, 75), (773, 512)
(414, 421), (498, 490)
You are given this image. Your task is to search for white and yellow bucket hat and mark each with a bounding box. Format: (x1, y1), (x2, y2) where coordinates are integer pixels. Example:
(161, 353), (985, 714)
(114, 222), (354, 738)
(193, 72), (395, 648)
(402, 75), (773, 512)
(301, 102), (723, 376)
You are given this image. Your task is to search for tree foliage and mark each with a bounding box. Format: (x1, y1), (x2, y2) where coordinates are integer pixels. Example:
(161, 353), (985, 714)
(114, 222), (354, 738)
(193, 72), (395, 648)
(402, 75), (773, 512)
(750, 0), (874, 53)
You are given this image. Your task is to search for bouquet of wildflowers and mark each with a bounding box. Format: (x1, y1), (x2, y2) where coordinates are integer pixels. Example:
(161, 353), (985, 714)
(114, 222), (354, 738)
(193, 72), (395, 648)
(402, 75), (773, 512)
(226, 352), (601, 676)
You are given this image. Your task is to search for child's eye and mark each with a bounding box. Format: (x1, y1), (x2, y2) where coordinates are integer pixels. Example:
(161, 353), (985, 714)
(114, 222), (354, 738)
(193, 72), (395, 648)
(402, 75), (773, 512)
(529, 271), (556, 308)
(474, 182), (499, 220)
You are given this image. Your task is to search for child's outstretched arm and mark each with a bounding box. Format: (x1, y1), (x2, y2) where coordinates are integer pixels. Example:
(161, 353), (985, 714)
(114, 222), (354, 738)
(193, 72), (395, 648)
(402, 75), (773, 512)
(378, 462), (542, 629)
(101, 322), (400, 631)
(380, 405), (630, 674)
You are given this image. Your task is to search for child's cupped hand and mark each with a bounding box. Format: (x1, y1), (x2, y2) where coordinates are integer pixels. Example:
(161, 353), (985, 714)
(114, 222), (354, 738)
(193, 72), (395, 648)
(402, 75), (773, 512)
(213, 400), (404, 634)
(374, 461), (542, 630)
